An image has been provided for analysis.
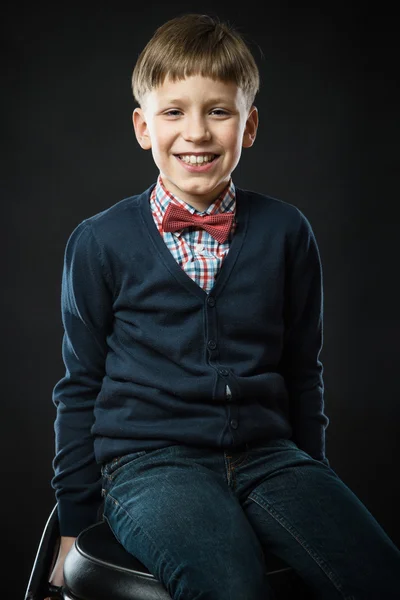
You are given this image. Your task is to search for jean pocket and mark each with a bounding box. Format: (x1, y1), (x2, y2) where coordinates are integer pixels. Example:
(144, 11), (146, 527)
(102, 450), (148, 481)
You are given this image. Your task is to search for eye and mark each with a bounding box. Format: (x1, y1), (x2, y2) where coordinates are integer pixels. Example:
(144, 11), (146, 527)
(163, 108), (230, 118)
(210, 109), (229, 116)
(164, 110), (182, 117)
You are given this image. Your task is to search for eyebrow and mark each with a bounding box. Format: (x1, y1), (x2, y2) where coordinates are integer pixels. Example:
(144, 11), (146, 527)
(162, 97), (232, 105)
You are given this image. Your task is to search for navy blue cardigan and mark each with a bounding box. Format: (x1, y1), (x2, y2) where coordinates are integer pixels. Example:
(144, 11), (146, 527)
(52, 183), (330, 536)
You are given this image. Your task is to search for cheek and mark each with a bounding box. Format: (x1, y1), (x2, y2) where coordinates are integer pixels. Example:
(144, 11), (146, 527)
(219, 126), (242, 153)
(156, 138), (177, 163)
(153, 122), (177, 146)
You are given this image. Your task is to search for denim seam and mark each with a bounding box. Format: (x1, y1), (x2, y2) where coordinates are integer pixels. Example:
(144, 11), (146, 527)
(105, 493), (194, 599)
(249, 492), (355, 600)
(101, 516), (169, 600)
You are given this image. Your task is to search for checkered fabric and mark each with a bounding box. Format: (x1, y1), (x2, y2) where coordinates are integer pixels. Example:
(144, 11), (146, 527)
(150, 175), (236, 293)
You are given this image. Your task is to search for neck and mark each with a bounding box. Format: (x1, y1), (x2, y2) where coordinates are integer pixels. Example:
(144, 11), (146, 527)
(159, 175), (232, 213)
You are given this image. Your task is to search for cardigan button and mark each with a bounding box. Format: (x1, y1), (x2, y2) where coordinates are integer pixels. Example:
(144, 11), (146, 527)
(207, 296), (216, 307)
(207, 340), (217, 350)
(230, 419), (238, 429)
(219, 368), (229, 376)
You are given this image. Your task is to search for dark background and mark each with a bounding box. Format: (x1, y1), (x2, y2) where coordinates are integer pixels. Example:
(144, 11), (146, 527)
(2, 2), (399, 598)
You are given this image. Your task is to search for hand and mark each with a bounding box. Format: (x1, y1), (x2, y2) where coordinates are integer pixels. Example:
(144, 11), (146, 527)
(44, 536), (76, 600)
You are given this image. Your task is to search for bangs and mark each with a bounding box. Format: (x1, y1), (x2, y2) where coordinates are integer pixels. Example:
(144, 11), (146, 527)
(132, 15), (260, 109)
(147, 49), (253, 97)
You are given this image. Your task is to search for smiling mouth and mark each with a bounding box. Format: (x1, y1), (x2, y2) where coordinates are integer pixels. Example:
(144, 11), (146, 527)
(175, 154), (219, 165)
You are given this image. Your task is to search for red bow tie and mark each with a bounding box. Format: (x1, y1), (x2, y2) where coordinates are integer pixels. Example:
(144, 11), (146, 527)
(162, 203), (234, 244)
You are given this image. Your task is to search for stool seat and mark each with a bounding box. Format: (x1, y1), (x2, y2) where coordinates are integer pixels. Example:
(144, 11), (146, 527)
(63, 520), (309, 600)
(63, 521), (171, 600)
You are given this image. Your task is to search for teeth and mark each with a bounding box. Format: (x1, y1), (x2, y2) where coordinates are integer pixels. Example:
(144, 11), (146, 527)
(179, 154), (215, 164)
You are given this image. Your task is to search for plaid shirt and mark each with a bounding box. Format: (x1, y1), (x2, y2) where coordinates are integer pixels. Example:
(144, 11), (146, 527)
(150, 175), (236, 293)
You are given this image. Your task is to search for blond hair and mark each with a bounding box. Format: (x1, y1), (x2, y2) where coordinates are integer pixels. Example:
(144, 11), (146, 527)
(132, 14), (260, 110)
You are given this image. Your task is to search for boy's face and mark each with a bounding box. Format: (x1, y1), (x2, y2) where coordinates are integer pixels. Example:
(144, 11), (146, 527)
(133, 75), (258, 211)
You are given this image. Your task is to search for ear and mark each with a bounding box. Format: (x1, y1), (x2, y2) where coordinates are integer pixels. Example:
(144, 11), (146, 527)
(132, 107), (152, 150)
(242, 105), (259, 148)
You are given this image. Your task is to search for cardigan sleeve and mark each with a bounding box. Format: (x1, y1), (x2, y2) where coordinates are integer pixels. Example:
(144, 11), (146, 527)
(280, 210), (330, 465)
(51, 219), (114, 536)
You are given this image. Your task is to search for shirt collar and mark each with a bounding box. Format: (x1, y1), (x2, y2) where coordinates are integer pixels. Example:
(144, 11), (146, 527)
(153, 174), (236, 226)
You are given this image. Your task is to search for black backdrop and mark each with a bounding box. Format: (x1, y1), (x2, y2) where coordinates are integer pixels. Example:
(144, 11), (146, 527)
(2, 2), (399, 598)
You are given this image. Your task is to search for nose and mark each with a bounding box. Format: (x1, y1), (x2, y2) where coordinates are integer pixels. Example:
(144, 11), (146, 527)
(182, 115), (211, 143)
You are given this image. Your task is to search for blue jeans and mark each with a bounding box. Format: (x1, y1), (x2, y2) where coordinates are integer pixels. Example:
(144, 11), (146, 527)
(101, 438), (400, 599)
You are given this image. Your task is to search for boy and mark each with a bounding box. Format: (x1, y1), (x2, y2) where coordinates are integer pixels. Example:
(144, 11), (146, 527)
(49, 13), (400, 599)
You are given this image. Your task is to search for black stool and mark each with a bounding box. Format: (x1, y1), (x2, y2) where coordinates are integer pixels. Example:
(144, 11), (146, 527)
(25, 504), (313, 599)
